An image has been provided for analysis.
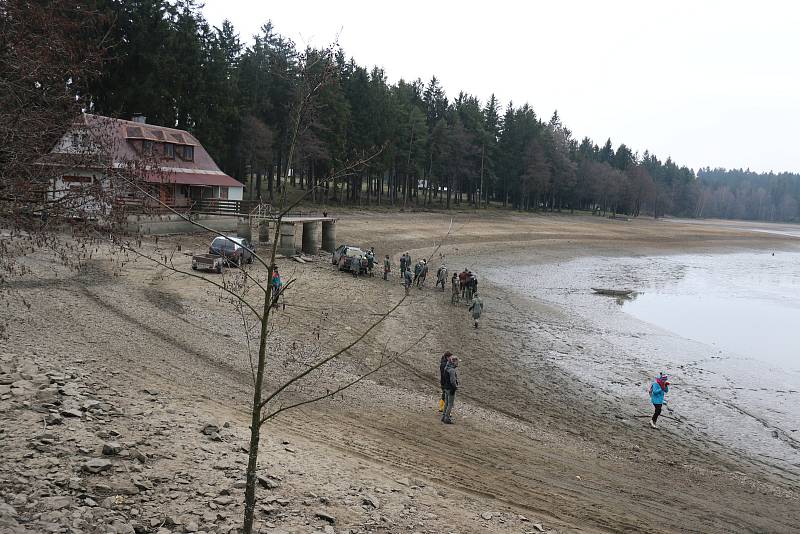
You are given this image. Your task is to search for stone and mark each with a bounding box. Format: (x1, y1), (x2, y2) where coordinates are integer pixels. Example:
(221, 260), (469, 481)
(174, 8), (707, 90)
(11, 379), (34, 390)
(201, 424), (220, 436)
(0, 502), (17, 516)
(324, 526), (335, 534)
(108, 478), (140, 495)
(45, 414), (64, 426)
(43, 496), (72, 510)
(212, 495), (234, 506)
(315, 511), (335, 524)
(82, 400), (102, 411)
(518, 514), (529, 522)
(102, 442), (123, 455)
(257, 475), (279, 490)
(481, 512), (493, 521)
(532, 523), (545, 532)
(184, 520), (199, 532)
(233, 480), (247, 489)
(362, 495), (380, 509)
(82, 458), (113, 474)
(132, 478), (153, 491)
(60, 408), (84, 418)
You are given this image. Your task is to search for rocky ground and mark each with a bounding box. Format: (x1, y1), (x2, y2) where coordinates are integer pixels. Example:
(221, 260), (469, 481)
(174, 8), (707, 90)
(1, 209), (799, 533)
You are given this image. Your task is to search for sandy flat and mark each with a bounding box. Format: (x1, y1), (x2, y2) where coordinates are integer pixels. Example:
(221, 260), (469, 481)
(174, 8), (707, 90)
(2, 210), (798, 533)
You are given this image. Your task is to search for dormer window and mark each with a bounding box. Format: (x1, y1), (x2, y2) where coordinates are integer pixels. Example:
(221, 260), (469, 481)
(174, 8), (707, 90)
(182, 145), (194, 161)
(164, 143), (175, 159)
(143, 140), (154, 155)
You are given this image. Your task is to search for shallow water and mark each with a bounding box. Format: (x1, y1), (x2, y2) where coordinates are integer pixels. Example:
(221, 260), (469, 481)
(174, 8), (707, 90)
(482, 249), (800, 470)
(611, 252), (800, 373)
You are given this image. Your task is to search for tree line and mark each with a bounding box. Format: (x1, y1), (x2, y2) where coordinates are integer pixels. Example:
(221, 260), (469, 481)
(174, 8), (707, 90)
(74, 1), (793, 222)
(696, 168), (800, 222)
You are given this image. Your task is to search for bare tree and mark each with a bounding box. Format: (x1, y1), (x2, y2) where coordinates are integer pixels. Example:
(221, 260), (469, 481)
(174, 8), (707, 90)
(0, 11), (428, 533)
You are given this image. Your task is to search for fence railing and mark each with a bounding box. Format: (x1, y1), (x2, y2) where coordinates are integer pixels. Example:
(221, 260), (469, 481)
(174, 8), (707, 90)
(117, 196), (319, 218)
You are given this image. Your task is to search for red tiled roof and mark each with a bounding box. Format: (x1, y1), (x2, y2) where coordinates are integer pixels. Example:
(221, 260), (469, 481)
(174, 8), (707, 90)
(71, 114), (221, 173)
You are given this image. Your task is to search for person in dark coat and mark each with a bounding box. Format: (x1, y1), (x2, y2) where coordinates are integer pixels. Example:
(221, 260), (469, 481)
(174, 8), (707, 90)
(438, 351), (452, 413)
(442, 356), (459, 424)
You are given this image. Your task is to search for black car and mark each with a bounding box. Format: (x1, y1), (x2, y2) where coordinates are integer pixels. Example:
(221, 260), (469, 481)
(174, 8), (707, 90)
(209, 236), (255, 267)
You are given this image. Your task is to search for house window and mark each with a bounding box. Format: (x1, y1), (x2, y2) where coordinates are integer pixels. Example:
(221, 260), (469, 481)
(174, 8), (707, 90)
(143, 140), (154, 155)
(220, 187), (229, 200)
(164, 143), (175, 158)
(181, 145), (194, 161)
(62, 175), (92, 190)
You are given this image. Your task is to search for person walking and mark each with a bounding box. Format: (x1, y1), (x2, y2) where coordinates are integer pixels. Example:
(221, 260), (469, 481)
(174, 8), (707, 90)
(271, 268), (282, 308)
(366, 247), (375, 277)
(413, 260), (422, 286)
(451, 273), (460, 305)
(436, 264), (448, 291)
(352, 255), (361, 278)
(458, 268), (469, 298)
(403, 268), (413, 295)
(442, 356), (459, 424)
(438, 351), (452, 412)
(417, 260), (429, 288)
(464, 270), (475, 302)
(383, 255), (391, 281)
(469, 291), (483, 328)
(649, 373), (670, 428)
(399, 254), (407, 275)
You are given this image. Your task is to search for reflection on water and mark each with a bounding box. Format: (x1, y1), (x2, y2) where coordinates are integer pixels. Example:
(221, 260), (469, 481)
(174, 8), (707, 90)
(621, 252), (800, 370)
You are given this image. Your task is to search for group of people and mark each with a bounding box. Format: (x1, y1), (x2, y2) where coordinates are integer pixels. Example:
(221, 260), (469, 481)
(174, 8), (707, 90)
(449, 268), (483, 327)
(351, 247), (378, 278)
(345, 248), (671, 430)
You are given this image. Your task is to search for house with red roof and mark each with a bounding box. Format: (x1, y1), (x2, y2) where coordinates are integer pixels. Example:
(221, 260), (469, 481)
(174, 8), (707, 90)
(46, 113), (243, 213)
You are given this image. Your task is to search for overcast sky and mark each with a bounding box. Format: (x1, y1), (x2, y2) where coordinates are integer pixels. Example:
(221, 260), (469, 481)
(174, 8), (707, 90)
(202, 1), (800, 174)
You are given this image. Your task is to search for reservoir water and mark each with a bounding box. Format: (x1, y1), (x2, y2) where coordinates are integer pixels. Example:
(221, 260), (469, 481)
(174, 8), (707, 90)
(621, 252), (800, 374)
(483, 249), (800, 469)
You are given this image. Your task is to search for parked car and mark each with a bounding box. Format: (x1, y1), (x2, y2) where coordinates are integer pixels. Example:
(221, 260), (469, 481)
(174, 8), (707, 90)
(208, 236), (256, 267)
(335, 245), (366, 273)
(191, 253), (225, 273)
(332, 244), (355, 265)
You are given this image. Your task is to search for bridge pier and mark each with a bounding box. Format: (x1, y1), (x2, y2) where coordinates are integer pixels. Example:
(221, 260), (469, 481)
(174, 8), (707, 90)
(302, 221), (319, 254)
(279, 222), (296, 256)
(236, 217), (251, 241)
(258, 220), (271, 244)
(321, 220), (336, 253)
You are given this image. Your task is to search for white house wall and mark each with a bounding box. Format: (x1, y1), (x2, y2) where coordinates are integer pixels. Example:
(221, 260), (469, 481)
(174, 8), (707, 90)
(228, 187), (243, 201)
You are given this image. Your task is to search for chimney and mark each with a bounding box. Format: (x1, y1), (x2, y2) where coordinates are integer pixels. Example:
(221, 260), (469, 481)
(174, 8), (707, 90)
(131, 114), (147, 124)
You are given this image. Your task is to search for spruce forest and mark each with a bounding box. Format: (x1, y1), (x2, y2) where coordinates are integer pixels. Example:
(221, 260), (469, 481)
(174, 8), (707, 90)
(86, 1), (800, 222)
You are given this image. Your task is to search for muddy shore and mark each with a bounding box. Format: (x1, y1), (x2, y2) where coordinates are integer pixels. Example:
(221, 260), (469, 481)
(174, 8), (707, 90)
(1, 210), (798, 533)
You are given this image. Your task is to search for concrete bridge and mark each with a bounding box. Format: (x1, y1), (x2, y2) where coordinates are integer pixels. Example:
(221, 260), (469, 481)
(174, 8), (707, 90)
(245, 216), (338, 256)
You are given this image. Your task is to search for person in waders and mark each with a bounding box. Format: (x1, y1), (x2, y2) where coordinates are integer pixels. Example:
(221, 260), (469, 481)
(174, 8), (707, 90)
(649, 373), (669, 428)
(469, 291), (483, 328)
(442, 356), (459, 424)
(417, 259), (429, 288)
(436, 264), (448, 291)
(403, 268), (413, 295)
(438, 351), (452, 413)
(383, 255), (391, 281)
